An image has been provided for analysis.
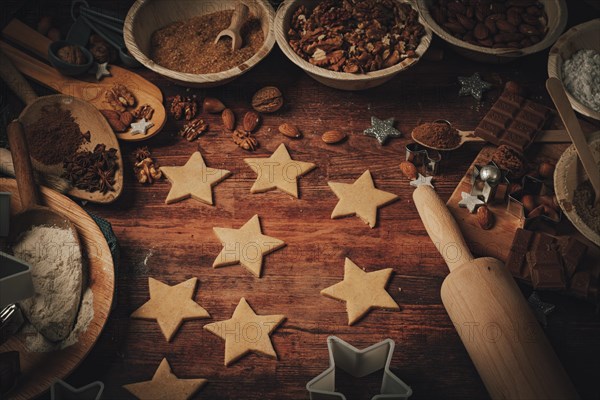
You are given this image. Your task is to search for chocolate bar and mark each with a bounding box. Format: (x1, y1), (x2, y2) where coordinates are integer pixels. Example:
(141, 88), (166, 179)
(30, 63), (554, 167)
(474, 90), (552, 153)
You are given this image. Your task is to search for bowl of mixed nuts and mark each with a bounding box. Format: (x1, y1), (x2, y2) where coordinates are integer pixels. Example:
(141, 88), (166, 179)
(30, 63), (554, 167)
(124, 0), (276, 87)
(275, 0), (433, 90)
(416, 0), (568, 63)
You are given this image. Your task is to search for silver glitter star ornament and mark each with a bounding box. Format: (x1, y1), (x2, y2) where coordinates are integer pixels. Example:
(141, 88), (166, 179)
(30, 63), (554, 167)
(458, 72), (492, 101)
(95, 62), (111, 81)
(458, 191), (484, 213)
(410, 173), (434, 188)
(363, 116), (402, 145)
(130, 118), (155, 135)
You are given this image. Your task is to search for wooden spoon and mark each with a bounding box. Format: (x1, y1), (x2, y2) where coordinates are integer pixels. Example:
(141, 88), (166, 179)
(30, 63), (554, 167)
(411, 119), (570, 151)
(0, 49), (123, 204)
(547, 77), (600, 205)
(214, 3), (249, 51)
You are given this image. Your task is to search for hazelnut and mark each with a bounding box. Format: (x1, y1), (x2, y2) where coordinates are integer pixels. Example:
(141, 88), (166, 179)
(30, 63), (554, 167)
(538, 162), (555, 179)
(521, 194), (536, 212)
(504, 81), (525, 96)
(47, 27), (61, 41)
(36, 16), (53, 35)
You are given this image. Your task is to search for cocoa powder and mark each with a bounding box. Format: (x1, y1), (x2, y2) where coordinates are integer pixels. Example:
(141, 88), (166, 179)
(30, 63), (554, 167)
(412, 122), (460, 149)
(25, 103), (85, 165)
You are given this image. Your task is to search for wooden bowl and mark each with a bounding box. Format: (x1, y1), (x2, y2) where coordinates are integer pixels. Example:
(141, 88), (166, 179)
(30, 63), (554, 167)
(554, 131), (600, 246)
(274, 0), (432, 91)
(548, 19), (600, 121)
(416, 0), (568, 63)
(124, 0), (276, 88)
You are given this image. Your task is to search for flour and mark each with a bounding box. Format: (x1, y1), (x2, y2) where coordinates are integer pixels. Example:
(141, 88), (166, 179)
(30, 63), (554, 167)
(13, 225), (83, 342)
(562, 49), (600, 112)
(21, 287), (94, 352)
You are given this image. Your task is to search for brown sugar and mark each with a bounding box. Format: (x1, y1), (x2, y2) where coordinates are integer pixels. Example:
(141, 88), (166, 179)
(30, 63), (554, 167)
(150, 10), (264, 74)
(412, 122), (460, 149)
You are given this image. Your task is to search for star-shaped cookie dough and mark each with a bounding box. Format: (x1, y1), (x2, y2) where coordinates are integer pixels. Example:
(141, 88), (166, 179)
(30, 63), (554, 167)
(244, 143), (316, 198)
(160, 151), (230, 205)
(213, 215), (285, 278)
(328, 170), (398, 228)
(130, 277), (210, 342)
(321, 258), (399, 325)
(410, 173), (434, 188)
(123, 358), (207, 400)
(458, 191), (485, 213)
(130, 118), (154, 135)
(363, 116), (402, 145)
(204, 297), (285, 366)
(95, 62), (111, 81)
(458, 72), (492, 101)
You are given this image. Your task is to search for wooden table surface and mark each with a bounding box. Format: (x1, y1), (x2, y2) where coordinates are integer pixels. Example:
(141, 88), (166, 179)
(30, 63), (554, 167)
(6, 1), (600, 399)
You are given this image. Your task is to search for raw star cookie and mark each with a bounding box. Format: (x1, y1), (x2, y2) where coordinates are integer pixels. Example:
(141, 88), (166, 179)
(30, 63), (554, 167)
(213, 215), (285, 278)
(321, 258), (399, 325)
(160, 151), (230, 204)
(244, 143), (316, 198)
(123, 358), (206, 400)
(328, 170), (398, 228)
(131, 277), (210, 342)
(204, 298), (285, 366)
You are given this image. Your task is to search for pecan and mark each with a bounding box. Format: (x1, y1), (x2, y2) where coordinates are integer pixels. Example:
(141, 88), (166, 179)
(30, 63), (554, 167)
(169, 94), (197, 120)
(105, 84), (136, 112)
(179, 118), (208, 141)
(233, 129), (258, 151)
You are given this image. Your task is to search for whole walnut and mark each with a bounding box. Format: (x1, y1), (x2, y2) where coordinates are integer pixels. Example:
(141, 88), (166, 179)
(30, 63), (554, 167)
(57, 45), (87, 65)
(88, 34), (117, 63)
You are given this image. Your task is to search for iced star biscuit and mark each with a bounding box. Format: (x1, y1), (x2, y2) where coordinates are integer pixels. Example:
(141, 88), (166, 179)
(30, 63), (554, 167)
(328, 170), (398, 228)
(204, 298), (285, 366)
(321, 258), (399, 325)
(160, 151), (230, 205)
(213, 215), (285, 278)
(130, 277), (210, 342)
(123, 358), (206, 400)
(244, 143), (316, 198)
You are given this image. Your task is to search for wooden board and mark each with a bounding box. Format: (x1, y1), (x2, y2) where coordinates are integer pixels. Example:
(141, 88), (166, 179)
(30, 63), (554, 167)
(0, 178), (115, 400)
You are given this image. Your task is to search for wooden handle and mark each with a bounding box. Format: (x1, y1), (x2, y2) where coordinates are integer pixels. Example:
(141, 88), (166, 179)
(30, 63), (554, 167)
(442, 258), (579, 399)
(7, 121), (41, 211)
(413, 185), (473, 272)
(0, 49), (38, 105)
(2, 19), (51, 59)
(229, 3), (249, 33)
(547, 77), (600, 203)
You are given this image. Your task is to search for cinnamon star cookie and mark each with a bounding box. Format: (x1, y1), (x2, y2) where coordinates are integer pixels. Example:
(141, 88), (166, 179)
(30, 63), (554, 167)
(321, 258), (399, 325)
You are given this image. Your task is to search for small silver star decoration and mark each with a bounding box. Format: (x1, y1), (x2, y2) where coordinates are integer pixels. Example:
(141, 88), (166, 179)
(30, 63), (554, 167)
(528, 292), (556, 326)
(410, 173), (434, 188)
(95, 62), (111, 81)
(458, 72), (492, 101)
(363, 116), (402, 145)
(458, 191), (484, 213)
(130, 118), (154, 135)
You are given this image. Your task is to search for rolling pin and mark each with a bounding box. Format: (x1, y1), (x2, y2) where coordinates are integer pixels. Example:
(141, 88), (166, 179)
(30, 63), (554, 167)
(413, 185), (578, 399)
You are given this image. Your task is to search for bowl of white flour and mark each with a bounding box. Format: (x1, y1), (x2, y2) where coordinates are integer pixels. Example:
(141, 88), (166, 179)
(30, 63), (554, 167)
(548, 19), (600, 121)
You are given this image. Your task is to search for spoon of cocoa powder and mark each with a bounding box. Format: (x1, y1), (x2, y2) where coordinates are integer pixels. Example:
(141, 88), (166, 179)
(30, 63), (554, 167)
(411, 120), (478, 151)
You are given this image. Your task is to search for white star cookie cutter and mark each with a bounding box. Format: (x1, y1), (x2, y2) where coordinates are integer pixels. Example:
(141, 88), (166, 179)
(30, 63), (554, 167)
(307, 336), (412, 400)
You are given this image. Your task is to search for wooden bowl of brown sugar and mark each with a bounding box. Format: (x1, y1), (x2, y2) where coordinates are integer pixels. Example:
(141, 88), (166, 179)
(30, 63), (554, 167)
(124, 0), (276, 88)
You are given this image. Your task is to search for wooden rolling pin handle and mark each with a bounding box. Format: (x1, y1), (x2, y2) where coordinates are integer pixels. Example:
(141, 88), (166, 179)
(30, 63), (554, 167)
(412, 185), (474, 272)
(0, 49), (38, 105)
(7, 121), (41, 211)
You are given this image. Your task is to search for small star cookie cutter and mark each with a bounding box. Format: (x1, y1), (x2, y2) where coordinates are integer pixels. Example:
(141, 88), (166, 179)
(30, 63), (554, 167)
(405, 143), (441, 176)
(507, 175), (562, 227)
(0, 192), (10, 237)
(307, 336), (412, 400)
(51, 380), (104, 400)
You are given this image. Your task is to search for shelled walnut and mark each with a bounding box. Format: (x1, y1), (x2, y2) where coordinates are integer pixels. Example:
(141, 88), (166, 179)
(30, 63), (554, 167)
(132, 146), (162, 184)
(57, 45), (87, 65)
(132, 104), (155, 121)
(179, 118), (208, 141)
(169, 95), (198, 120)
(105, 84), (136, 112)
(233, 129), (258, 151)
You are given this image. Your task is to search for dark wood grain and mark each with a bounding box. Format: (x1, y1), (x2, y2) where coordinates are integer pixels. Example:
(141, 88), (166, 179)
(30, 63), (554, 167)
(5, 1), (600, 399)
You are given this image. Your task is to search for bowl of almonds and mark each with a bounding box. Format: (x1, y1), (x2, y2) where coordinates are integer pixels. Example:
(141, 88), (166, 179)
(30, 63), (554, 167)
(416, 0), (568, 63)
(275, 0), (433, 90)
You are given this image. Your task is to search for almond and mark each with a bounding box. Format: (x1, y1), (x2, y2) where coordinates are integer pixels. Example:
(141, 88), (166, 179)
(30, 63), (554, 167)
(477, 206), (494, 230)
(521, 194), (536, 212)
(399, 161), (418, 180)
(221, 108), (235, 131)
(321, 130), (346, 144)
(457, 14), (475, 30)
(203, 97), (226, 114)
(243, 111), (261, 133)
(100, 109), (126, 132)
(278, 123), (301, 138)
(496, 19), (517, 33)
(473, 22), (489, 40)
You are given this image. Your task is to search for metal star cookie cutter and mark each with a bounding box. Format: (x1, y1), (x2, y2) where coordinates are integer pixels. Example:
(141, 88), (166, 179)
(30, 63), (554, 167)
(405, 143), (441, 176)
(507, 175), (562, 227)
(306, 336), (412, 400)
(51, 379), (104, 400)
(471, 161), (510, 203)
(0, 192), (9, 237)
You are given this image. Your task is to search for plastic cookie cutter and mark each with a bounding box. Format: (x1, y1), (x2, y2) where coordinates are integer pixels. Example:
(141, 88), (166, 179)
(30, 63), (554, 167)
(405, 143), (441, 176)
(507, 175), (562, 228)
(0, 192), (9, 237)
(51, 380), (104, 400)
(306, 336), (412, 400)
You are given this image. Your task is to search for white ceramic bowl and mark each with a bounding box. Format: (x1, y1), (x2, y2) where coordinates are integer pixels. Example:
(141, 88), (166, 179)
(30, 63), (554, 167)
(124, 0), (276, 88)
(548, 19), (600, 121)
(275, 0), (432, 91)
